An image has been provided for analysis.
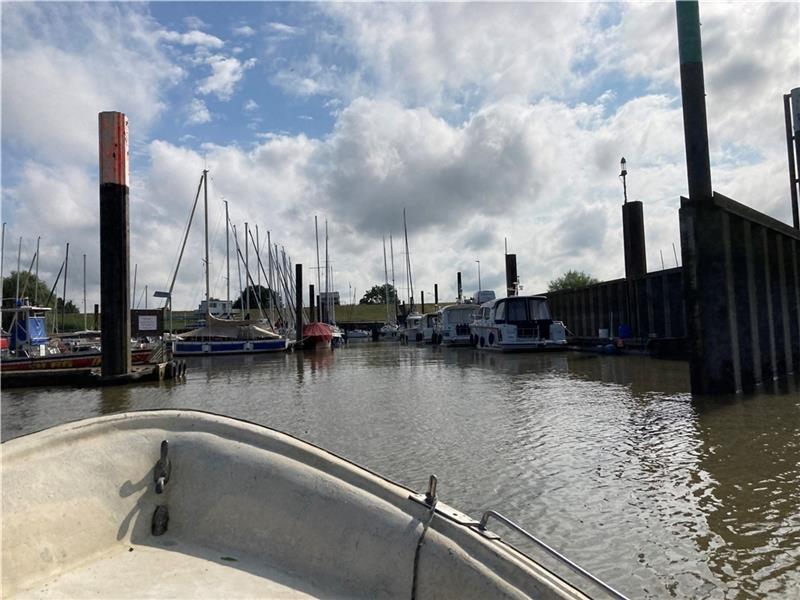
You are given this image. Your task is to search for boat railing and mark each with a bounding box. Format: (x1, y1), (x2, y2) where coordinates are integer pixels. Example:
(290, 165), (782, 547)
(475, 510), (629, 600)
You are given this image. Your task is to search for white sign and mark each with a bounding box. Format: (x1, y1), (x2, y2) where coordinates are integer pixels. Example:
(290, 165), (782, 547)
(138, 315), (158, 331)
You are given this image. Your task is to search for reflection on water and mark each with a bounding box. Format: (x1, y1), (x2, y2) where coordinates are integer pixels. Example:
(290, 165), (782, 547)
(2, 344), (798, 598)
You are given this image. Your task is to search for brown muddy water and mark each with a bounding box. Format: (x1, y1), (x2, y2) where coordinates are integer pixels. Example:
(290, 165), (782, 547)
(2, 343), (799, 598)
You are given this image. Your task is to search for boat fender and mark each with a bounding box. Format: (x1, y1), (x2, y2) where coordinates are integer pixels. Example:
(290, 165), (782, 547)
(488, 332), (495, 346)
(151, 505), (169, 536)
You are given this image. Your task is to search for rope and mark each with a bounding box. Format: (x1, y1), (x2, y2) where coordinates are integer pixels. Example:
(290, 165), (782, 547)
(410, 498), (437, 600)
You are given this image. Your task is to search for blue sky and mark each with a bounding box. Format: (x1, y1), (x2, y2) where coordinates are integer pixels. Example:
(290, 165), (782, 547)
(2, 2), (798, 310)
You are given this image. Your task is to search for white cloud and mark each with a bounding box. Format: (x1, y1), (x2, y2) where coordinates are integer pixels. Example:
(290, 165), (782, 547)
(243, 99), (259, 112)
(159, 29), (225, 49)
(233, 25), (256, 37)
(186, 98), (212, 125)
(197, 55), (257, 101)
(266, 22), (301, 37)
(1, 3), (183, 166)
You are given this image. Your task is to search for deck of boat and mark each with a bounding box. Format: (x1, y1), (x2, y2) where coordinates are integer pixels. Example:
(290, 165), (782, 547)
(19, 540), (322, 599)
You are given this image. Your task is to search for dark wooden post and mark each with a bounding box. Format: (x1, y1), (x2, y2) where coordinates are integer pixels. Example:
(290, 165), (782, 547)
(99, 112), (131, 377)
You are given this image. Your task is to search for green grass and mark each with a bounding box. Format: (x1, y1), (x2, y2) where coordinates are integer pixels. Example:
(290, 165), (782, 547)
(47, 301), (457, 332)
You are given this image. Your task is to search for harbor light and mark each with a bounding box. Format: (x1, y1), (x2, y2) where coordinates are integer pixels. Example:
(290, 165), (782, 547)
(619, 157), (628, 204)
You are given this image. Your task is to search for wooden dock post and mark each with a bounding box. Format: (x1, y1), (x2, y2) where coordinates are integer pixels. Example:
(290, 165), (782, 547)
(98, 112), (131, 377)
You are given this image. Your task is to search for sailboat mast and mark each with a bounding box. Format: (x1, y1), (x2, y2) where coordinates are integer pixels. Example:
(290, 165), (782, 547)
(324, 220), (329, 324)
(244, 222), (249, 316)
(203, 169), (210, 323)
(403, 208), (414, 311)
(389, 234), (396, 322)
(314, 216), (321, 321)
(268, 231), (274, 324)
(383, 237), (390, 324)
(34, 236), (40, 304)
(83, 253), (87, 330)
(224, 200), (230, 310)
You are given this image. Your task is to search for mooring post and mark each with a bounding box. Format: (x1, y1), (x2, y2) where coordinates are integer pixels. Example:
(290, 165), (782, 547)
(98, 111), (131, 377)
(457, 272), (462, 302)
(505, 254), (518, 296)
(622, 202), (647, 279)
(295, 264), (303, 344)
(676, 1), (737, 393)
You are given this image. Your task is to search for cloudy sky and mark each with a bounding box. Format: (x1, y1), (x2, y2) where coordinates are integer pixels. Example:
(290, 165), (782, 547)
(2, 2), (798, 311)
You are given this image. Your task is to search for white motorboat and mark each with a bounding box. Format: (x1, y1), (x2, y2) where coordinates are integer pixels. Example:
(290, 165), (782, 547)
(470, 295), (567, 352)
(421, 312), (438, 344)
(2, 410), (626, 599)
(436, 304), (479, 346)
(400, 313), (424, 343)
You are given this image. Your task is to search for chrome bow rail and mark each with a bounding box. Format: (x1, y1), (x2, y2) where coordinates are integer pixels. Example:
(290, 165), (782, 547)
(476, 510), (630, 600)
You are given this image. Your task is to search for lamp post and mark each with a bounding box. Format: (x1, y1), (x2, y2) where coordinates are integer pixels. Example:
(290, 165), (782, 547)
(475, 259), (481, 292)
(620, 157), (628, 204)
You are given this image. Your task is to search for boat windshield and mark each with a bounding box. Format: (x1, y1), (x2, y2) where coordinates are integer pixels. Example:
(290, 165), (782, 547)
(445, 307), (476, 324)
(495, 297), (551, 323)
(528, 298), (551, 320)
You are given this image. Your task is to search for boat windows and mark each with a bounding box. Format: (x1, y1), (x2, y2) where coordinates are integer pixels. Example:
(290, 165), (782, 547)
(494, 301), (506, 322)
(528, 298), (551, 320)
(505, 298), (528, 322)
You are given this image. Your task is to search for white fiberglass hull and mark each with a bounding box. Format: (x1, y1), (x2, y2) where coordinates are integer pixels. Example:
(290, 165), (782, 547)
(2, 411), (593, 600)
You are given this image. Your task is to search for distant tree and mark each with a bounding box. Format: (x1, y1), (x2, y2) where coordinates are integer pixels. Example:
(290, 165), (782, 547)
(233, 285), (280, 310)
(547, 270), (599, 292)
(2, 272), (53, 306)
(359, 283), (397, 305)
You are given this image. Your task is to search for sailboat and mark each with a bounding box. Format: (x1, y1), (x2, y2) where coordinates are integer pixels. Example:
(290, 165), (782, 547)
(398, 208), (423, 343)
(302, 216), (335, 350)
(379, 236), (398, 338)
(172, 170), (287, 356)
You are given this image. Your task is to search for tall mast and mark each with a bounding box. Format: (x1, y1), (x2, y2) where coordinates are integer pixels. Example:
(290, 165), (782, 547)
(34, 236), (40, 304)
(267, 230), (273, 323)
(132, 263), (137, 308)
(403, 208), (414, 311)
(83, 253), (87, 330)
(256, 225), (261, 290)
(0, 222), (5, 294)
(203, 169), (210, 323)
(324, 220), (329, 324)
(224, 200), (230, 311)
(389, 233), (396, 322)
(314, 215), (321, 321)
(383, 237), (390, 324)
(61, 242), (69, 332)
(15, 237), (22, 302)
(244, 221), (249, 315)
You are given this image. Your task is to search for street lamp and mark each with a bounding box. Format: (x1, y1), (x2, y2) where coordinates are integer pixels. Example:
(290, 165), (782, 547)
(475, 259), (481, 292)
(620, 157), (628, 204)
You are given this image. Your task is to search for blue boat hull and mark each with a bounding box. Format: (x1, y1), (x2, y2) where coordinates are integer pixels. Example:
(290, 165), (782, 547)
(173, 339), (287, 356)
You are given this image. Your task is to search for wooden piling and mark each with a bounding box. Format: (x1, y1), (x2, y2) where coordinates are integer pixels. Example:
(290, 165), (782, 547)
(98, 112), (131, 377)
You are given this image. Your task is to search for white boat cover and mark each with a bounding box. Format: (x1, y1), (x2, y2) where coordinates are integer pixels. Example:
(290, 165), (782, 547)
(180, 314), (282, 340)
